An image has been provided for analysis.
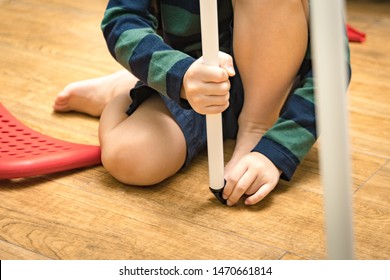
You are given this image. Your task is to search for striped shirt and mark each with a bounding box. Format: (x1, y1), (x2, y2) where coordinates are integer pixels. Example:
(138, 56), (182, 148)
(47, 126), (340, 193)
(101, 0), (351, 180)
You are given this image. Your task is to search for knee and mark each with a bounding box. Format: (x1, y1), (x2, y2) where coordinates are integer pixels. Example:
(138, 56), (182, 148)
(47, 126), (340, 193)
(100, 138), (167, 186)
(101, 142), (136, 185)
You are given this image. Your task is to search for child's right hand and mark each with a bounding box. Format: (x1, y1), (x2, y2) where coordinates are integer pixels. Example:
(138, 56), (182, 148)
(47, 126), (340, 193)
(181, 52), (235, 115)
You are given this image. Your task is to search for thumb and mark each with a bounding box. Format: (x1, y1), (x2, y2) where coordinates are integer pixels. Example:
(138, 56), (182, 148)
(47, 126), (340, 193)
(218, 52), (236, 77)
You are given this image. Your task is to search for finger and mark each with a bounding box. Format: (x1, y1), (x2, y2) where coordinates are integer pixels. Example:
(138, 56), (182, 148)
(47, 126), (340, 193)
(245, 176), (263, 196)
(190, 93), (229, 114)
(183, 78), (230, 101)
(199, 62), (230, 83)
(196, 103), (229, 115)
(226, 168), (258, 206)
(244, 183), (275, 206)
(218, 52), (235, 77)
(223, 163), (248, 200)
(207, 92), (230, 104)
(190, 92), (230, 114)
(203, 80), (231, 96)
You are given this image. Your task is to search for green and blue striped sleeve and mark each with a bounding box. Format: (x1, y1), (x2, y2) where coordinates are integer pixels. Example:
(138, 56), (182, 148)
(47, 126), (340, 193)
(101, 0), (195, 106)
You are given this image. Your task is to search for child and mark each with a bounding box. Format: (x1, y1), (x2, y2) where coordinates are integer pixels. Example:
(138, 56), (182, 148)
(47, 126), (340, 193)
(54, 0), (350, 206)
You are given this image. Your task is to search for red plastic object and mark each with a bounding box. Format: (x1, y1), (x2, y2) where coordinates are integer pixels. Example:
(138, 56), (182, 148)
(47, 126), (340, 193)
(347, 24), (366, 43)
(0, 103), (101, 179)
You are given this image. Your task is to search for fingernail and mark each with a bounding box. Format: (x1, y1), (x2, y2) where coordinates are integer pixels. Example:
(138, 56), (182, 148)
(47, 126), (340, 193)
(228, 66), (235, 75)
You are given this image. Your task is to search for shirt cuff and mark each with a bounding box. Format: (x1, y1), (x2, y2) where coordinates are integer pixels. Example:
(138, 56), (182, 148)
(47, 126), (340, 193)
(166, 56), (195, 110)
(251, 137), (300, 181)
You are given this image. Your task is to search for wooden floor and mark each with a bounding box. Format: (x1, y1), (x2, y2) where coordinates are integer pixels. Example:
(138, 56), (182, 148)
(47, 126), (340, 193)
(0, 0), (389, 260)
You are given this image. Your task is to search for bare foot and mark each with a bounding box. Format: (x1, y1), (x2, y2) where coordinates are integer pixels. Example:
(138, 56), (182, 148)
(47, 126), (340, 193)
(53, 70), (138, 117)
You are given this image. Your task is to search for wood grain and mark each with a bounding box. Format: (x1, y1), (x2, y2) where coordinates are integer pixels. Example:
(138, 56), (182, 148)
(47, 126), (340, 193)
(0, 0), (389, 260)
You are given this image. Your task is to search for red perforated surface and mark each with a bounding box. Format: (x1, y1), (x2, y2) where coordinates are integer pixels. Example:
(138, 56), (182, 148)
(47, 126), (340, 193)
(0, 103), (101, 179)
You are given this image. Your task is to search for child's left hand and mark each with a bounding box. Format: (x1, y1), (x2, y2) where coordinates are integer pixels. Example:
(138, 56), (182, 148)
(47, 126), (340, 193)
(223, 152), (281, 206)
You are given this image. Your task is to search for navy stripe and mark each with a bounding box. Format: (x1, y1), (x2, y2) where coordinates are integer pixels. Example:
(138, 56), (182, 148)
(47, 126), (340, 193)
(347, 64), (352, 84)
(166, 56), (195, 108)
(163, 0), (200, 14)
(130, 34), (172, 83)
(305, 69), (313, 78)
(252, 137), (300, 181)
(280, 94), (317, 138)
(163, 17), (231, 54)
(299, 59), (312, 77)
(102, 20), (119, 59)
(163, 32), (201, 53)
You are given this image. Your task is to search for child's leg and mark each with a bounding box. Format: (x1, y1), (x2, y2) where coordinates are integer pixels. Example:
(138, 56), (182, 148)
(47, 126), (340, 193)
(227, 0), (309, 172)
(98, 93), (187, 185)
(53, 69), (138, 117)
(54, 68), (186, 185)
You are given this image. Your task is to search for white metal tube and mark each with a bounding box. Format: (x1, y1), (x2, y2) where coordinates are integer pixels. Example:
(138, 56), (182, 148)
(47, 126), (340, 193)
(310, 0), (354, 259)
(199, 0), (225, 191)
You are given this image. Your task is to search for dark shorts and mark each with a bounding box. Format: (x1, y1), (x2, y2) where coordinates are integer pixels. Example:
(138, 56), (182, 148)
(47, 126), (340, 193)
(126, 64), (244, 168)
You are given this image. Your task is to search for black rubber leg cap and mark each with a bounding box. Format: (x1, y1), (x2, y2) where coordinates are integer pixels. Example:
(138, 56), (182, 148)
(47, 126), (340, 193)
(209, 187), (227, 205)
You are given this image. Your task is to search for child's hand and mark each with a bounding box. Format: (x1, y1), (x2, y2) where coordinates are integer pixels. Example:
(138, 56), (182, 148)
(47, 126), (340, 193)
(181, 52), (235, 115)
(223, 152), (282, 206)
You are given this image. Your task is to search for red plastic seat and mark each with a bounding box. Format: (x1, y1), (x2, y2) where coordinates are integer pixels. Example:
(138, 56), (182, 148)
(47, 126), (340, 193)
(0, 103), (101, 179)
(347, 24), (366, 43)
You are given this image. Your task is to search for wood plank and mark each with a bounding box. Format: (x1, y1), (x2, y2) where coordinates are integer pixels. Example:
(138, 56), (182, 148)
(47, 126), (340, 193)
(286, 145), (387, 194)
(353, 163), (390, 259)
(347, 3), (390, 159)
(0, 0), (389, 261)
(0, 179), (286, 259)
(46, 164), (331, 260)
(280, 253), (307, 260)
(0, 240), (50, 260)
